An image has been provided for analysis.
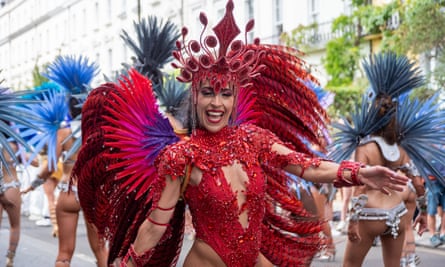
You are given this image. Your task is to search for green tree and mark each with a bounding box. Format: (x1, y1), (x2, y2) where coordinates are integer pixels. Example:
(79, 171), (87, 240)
(32, 63), (48, 88)
(283, 0), (445, 118)
(388, 0), (445, 89)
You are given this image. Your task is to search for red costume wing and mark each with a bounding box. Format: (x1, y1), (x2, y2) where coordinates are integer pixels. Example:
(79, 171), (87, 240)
(245, 44), (329, 155)
(240, 45), (329, 265)
(73, 69), (184, 266)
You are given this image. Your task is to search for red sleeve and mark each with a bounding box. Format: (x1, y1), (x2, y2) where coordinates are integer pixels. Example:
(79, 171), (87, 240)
(155, 141), (190, 181)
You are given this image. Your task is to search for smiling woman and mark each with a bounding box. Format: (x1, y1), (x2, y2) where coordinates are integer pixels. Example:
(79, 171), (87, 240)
(196, 80), (235, 133)
(74, 1), (409, 267)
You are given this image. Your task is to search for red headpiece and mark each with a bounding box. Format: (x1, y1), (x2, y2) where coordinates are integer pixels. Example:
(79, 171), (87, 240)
(172, 0), (265, 93)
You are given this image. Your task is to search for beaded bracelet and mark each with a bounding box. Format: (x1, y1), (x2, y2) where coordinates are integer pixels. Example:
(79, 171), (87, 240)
(334, 161), (365, 188)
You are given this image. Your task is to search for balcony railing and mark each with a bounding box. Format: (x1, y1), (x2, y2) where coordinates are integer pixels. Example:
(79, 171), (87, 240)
(298, 12), (400, 49)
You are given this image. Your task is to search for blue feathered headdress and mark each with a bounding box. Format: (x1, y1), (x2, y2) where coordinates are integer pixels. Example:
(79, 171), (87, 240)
(44, 55), (99, 95)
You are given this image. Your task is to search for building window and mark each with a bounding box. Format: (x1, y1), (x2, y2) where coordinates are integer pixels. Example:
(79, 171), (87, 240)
(82, 8), (86, 35)
(273, 0), (283, 44)
(244, 0), (254, 41)
(309, 0), (319, 23)
(107, 48), (113, 76)
(107, 0), (112, 23)
(95, 2), (99, 29)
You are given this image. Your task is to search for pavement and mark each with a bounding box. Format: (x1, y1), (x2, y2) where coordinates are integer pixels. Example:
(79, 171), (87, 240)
(1, 193), (444, 267)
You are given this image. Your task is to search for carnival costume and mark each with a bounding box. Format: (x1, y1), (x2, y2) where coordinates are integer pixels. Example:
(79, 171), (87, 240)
(74, 1), (368, 266)
(330, 52), (445, 241)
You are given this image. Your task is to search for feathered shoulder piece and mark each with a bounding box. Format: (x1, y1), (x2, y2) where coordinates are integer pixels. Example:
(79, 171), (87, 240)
(74, 69), (185, 265)
(17, 83), (68, 171)
(0, 87), (42, 173)
(246, 44), (329, 155)
(396, 93), (445, 186)
(328, 95), (393, 161)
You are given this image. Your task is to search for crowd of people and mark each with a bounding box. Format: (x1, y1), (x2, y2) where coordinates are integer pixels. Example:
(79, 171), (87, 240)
(1, 1), (445, 267)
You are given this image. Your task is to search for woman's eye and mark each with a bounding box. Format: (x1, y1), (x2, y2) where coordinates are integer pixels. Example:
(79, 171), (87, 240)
(201, 90), (214, 96)
(221, 90), (233, 97)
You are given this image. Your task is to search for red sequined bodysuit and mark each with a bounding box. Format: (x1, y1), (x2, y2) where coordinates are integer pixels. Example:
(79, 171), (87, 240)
(157, 124), (322, 266)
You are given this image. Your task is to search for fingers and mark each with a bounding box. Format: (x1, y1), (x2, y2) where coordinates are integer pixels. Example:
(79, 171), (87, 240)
(380, 186), (391, 195)
(386, 183), (404, 192)
(389, 175), (409, 185)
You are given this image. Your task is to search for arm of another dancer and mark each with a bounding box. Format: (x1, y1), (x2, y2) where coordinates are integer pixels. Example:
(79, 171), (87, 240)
(272, 143), (408, 193)
(21, 129), (67, 193)
(412, 175), (428, 235)
(123, 175), (181, 267)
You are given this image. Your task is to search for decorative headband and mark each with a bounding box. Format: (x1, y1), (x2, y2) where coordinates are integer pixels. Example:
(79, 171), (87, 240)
(172, 0), (265, 93)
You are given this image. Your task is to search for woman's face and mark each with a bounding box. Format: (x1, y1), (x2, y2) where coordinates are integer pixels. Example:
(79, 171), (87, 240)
(196, 80), (234, 133)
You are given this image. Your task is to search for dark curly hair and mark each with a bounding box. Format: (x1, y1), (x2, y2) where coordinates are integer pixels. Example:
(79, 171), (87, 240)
(375, 94), (398, 145)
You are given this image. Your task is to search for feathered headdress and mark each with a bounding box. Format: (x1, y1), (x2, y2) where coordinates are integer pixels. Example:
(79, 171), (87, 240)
(44, 55), (99, 95)
(121, 16), (180, 87)
(172, 0), (265, 93)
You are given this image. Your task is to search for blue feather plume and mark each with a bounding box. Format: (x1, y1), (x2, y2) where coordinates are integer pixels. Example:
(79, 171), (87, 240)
(328, 95), (393, 162)
(396, 93), (445, 187)
(17, 83), (69, 171)
(363, 52), (424, 98)
(0, 87), (43, 173)
(44, 55), (99, 94)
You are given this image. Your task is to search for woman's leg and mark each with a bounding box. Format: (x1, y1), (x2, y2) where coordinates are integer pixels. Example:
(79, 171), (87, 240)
(401, 190), (417, 266)
(55, 191), (80, 267)
(85, 221), (108, 267)
(380, 214), (408, 267)
(2, 187), (21, 267)
(311, 187), (335, 261)
(43, 178), (59, 237)
(0, 205), (3, 228)
(337, 187), (352, 232)
(343, 220), (384, 267)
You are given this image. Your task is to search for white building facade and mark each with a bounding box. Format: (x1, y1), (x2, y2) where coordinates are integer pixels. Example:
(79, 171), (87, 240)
(0, 0), (352, 90)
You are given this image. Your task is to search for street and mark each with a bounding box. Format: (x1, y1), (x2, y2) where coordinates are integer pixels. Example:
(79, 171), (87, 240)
(1, 212), (445, 266)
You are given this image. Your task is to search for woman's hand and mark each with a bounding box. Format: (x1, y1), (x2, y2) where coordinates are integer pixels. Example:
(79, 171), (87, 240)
(21, 186), (33, 194)
(347, 220), (361, 243)
(413, 212), (428, 236)
(358, 165), (409, 195)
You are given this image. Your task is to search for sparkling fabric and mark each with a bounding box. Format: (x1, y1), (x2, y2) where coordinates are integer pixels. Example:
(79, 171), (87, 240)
(157, 124), (322, 266)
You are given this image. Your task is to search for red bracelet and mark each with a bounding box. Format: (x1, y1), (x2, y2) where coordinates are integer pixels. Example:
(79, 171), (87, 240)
(121, 244), (154, 267)
(334, 161), (365, 188)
